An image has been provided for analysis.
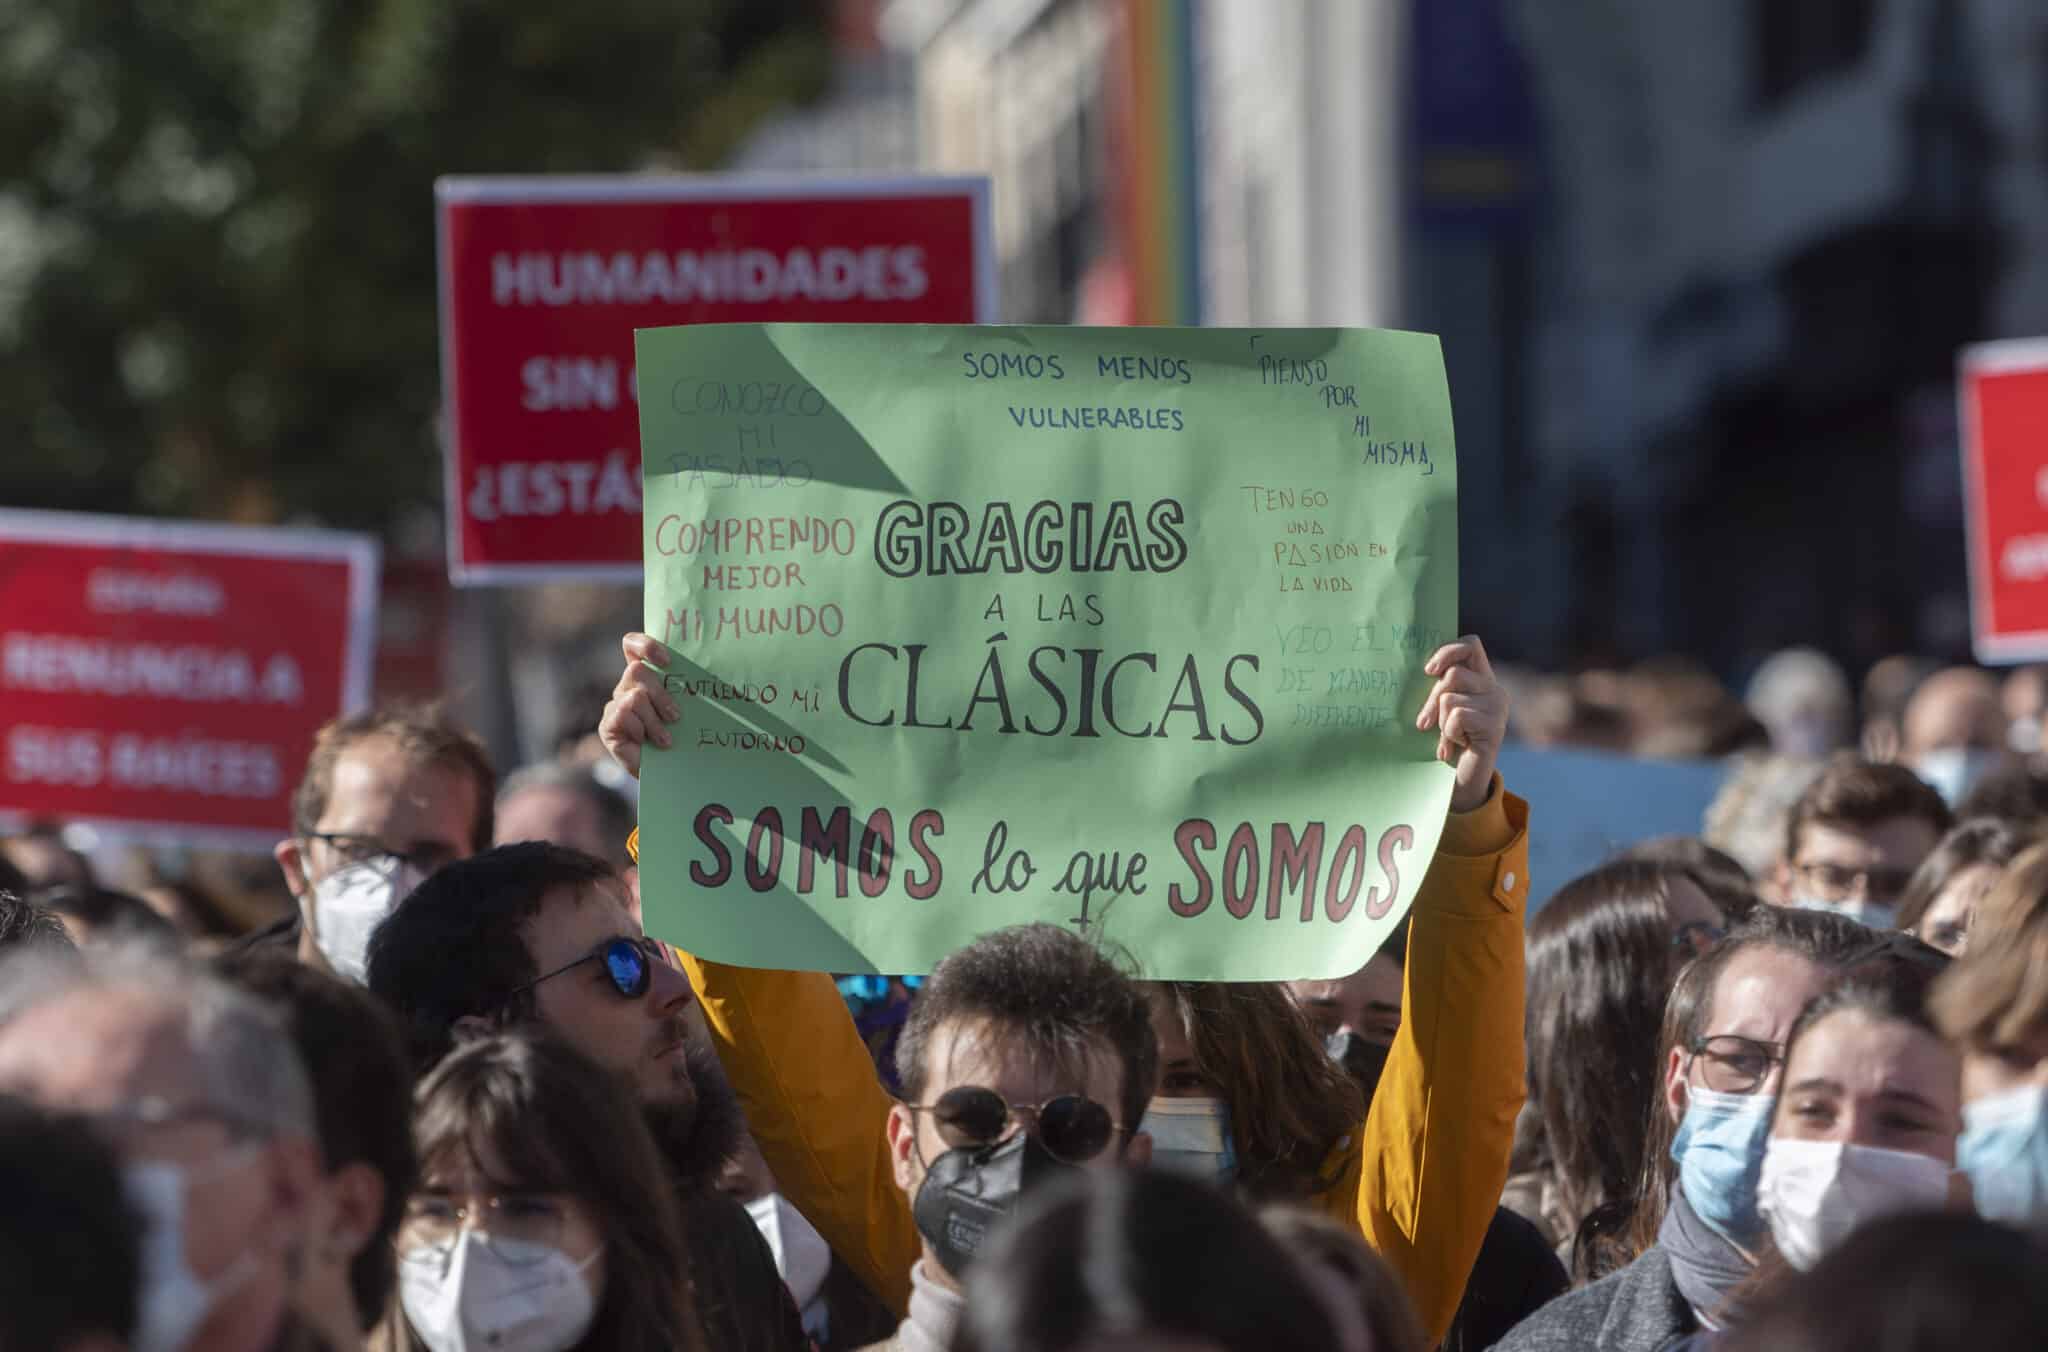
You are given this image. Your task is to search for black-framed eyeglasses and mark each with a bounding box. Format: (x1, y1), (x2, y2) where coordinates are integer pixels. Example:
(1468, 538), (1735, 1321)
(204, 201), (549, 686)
(1686, 1034), (1785, 1094)
(506, 936), (663, 1004)
(302, 831), (459, 878)
(904, 1085), (1124, 1164)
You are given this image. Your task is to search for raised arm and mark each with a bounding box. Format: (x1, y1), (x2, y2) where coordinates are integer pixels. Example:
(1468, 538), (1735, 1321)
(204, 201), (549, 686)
(609, 634), (921, 1315)
(1342, 637), (1529, 1343)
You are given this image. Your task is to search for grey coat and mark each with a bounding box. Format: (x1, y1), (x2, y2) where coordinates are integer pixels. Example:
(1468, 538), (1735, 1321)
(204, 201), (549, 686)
(1492, 1244), (1699, 1352)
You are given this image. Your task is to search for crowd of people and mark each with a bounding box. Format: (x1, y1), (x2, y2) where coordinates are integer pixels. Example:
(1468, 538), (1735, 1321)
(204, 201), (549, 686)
(6, 630), (2048, 1351)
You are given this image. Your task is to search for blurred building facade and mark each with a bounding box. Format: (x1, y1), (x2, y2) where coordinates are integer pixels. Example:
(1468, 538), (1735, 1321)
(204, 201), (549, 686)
(733, 0), (2048, 679)
(1511, 0), (2045, 677)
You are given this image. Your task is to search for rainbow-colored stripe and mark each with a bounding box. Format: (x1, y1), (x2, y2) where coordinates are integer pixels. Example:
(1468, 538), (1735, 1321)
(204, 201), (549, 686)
(1108, 0), (1202, 324)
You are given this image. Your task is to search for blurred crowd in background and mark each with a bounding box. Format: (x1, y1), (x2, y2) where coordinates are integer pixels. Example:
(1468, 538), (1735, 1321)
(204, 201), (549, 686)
(14, 642), (2045, 947)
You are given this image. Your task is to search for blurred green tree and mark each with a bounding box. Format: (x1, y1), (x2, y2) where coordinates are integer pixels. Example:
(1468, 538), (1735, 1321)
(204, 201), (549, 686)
(0, 0), (829, 531)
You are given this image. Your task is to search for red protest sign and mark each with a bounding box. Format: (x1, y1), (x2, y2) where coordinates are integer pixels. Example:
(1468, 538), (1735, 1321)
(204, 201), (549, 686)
(436, 175), (996, 584)
(0, 511), (378, 848)
(1961, 340), (2048, 663)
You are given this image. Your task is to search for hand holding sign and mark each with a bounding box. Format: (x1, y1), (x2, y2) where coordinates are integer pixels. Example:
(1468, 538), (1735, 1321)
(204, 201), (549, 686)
(1418, 637), (1508, 813)
(602, 631), (683, 776)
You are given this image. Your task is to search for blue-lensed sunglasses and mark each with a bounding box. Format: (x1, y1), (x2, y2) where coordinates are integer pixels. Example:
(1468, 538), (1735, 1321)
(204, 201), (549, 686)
(511, 937), (658, 1002)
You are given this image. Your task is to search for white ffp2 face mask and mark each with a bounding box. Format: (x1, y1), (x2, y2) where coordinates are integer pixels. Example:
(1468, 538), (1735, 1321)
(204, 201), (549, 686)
(1757, 1137), (1952, 1270)
(399, 1231), (602, 1352)
(308, 859), (424, 984)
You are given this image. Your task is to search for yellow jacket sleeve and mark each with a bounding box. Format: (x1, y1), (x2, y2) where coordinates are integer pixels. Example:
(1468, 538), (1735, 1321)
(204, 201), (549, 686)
(627, 830), (921, 1317)
(678, 957), (920, 1318)
(1316, 779), (1529, 1345)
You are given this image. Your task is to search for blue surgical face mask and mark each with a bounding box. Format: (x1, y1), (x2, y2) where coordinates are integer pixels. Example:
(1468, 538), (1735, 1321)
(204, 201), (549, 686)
(1959, 1083), (2048, 1225)
(1671, 1085), (1775, 1245)
(1140, 1097), (1237, 1183)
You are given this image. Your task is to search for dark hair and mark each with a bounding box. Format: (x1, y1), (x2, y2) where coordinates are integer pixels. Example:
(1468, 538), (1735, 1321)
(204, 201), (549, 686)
(1526, 860), (1714, 1281)
(0, 850), (26, 895)
(895, 924), (1158, 1143)
(1261, 1206), (1428, 1352)
(1724, 1213), (2048, 1351)
(1618, 836), (1760, 923)
(1955, 758), (2048, 825)
(366, 842), (618, 1072)
(1776, 936), (1952, 1077)
(32, 883), (179, 944)
(292, 701), (497, 854)
(1783, 758), (1953, 864)
(0, 1093), (139, 1348)
(957, 1169), (1346, 1352)
(1615, 905), (1875, 1258)
(387, 1034), (705, 1352)
(1154, 982), (1364, 1201)
(1894, 818), (2033, 937)
(1374, 915), (1411, 969)
(0, 890), (73, 952)
(215, 951), (417, 1329)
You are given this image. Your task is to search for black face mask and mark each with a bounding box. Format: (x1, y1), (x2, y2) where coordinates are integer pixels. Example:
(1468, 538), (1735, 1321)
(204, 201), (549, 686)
(1326, 1030), (1391, 1107)
(911, 1130), (1074, 1278)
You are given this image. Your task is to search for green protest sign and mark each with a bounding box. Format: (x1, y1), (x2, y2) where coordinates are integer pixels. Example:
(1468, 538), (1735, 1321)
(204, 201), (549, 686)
(634, 323), (1456, 981)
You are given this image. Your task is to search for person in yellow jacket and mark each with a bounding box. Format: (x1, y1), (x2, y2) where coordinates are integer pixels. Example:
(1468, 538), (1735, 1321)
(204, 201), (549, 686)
(605, 632), (1527, 1347)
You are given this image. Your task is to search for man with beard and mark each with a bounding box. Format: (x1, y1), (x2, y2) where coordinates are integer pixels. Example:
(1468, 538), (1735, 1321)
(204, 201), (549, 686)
(364, 841), (807, 1352)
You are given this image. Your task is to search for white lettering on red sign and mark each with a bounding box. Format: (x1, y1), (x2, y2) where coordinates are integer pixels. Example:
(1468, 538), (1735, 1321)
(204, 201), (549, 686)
(85, 569), (226, 617)
(2003, 534), (2048, 583)
(489, 247), (930, 307)
(2, 635), (304, 704)
(6, 726), (280, 798)
(465, 450), (642, 522)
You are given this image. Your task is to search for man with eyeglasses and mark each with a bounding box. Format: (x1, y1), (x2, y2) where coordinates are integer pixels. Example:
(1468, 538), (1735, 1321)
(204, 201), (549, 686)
(1496, 905), (1875, 1352)
(364, 840), (811, 1352)
(1772, 759), (1952, 931)
(248, 703), (496, 982)
(0, 944), (332, 1352)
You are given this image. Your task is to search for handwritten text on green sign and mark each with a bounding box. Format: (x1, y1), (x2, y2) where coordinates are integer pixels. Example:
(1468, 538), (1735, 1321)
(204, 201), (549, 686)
(634, 323), (1456, 981)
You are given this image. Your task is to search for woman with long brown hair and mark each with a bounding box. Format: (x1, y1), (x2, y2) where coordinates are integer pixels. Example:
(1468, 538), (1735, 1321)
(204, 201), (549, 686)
(383, 1032), (707, 1352)
(1145, 980), (1366, 1201)
(1513, 859), (1733, 1280)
